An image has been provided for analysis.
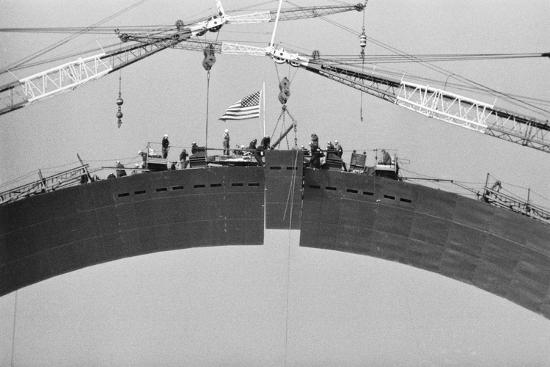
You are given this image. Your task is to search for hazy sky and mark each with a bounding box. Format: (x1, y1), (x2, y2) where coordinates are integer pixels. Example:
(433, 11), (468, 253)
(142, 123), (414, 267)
(1, 0), (550, 365)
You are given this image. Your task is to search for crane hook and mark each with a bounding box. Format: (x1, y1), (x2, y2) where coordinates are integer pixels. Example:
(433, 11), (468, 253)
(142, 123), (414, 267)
(116, 74), (123, 128)
(202, 43), (216, 71)
(278, 77), (291, 105)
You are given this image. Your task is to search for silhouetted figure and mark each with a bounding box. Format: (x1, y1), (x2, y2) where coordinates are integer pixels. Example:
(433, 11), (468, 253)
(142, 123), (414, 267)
(261, 136), (271, 150)
(179, 149), (188, 168)
(115, 161), (126, 177)
(381, 149), (392, 165)
(248, 139), (262, 165)
(309, 141), (323, 169)
(162, 134), (170, 159)
(191, 142), (199, 154)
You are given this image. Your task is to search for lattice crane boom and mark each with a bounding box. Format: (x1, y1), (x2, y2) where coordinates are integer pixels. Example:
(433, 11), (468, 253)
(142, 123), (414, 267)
(0, 38), (186, 116)
(0, 2), (365, 116)
(302, 60), (550, 153)
(217, 41), (550, 153)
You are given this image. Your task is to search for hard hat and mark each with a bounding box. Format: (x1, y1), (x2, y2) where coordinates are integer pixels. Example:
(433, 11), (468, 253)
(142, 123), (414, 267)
(116, 160), (120, 164)
(335, 140), (338, 143)
(135, 163), (139, 167)
(224, 129), (229, 133)
(138, 150), (142, 154)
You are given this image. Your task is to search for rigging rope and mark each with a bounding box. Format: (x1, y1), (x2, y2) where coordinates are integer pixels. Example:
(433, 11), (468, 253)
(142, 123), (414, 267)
(359, 1), (368, 122)
(205, 71), (211, 160)
(282, 149), (300, 367)
(10, 291), (18, 367)
(314, 16), (550, 117)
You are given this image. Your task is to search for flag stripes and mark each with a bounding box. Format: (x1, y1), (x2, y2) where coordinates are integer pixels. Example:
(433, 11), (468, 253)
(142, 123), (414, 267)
(219, 90), (261, 120)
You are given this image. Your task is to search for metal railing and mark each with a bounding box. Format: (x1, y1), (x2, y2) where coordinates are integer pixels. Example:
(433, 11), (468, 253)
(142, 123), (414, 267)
(0, 164), (90, 205)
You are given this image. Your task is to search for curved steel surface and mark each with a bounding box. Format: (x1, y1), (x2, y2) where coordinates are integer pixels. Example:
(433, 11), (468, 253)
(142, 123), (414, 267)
(300, 169), (550, 319)
(0, 167), (264, 296)
(2, 151), (549, 320)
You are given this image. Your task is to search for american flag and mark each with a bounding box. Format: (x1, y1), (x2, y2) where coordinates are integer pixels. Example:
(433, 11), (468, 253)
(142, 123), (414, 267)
(219, 90), (261, 120)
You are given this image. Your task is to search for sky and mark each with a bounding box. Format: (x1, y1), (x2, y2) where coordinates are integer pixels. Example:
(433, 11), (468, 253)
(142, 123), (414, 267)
(1, 0), (550, 365)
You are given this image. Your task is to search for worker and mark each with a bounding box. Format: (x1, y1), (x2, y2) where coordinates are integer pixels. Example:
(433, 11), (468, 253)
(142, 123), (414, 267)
(161, 134), (170, 159)
(311, 133), (319, 146)
(179, 148), (188, 168)
(115, 161), (127, 177)
(381, 149), (392, 165)
(248, 139), (262, 165)
(249, 138), (257, 150)
(138, 150), (148, 168)
(223, 129), (230, 155)
(309, 141), (323, 169)
(131, 163), (140, 175)
(334, 140), (347, 171)
(191, 142), (199, 154)
(260, 136), (271, 150)
(334, 140), (343, 158)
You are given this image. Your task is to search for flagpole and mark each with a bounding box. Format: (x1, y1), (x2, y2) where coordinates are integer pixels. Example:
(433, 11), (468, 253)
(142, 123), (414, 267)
(262, 80), (266, 137)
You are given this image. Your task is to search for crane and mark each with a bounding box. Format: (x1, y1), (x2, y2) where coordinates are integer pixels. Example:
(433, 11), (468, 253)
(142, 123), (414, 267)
(216, 42), (550, 153)
(0, 2), (365, 116)
(2, 2), (547, 154)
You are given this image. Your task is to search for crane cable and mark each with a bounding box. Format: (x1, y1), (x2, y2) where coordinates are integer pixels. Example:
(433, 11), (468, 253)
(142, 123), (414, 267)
(202, 23), (222, 158)
(282, 148), (300, 367)
(10, 291), (18, 367)
(313, 52), (549, 63)
(315, 16), (550, 117)
(0, 0), (148, 77)
(359, 0), (368, 122)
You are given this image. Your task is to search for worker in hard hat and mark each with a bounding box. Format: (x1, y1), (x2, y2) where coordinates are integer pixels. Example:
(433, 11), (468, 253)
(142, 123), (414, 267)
(223, 129), (230, 155)
(161, 134), (170, 159)
(334, 140), (343, 157)
(138, 150), (147, 168)
(334, 140), (347, 171)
